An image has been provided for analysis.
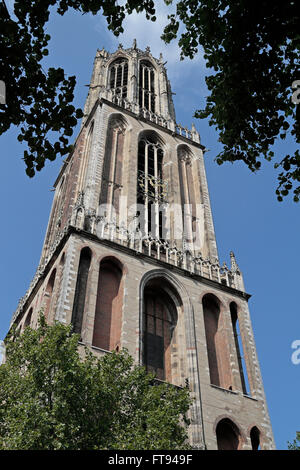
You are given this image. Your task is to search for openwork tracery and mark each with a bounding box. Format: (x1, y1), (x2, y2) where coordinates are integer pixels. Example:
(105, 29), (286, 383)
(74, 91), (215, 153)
(139, 60), (155, 112)
(109, 58), (128, 99)
(137, 134), (167, 238)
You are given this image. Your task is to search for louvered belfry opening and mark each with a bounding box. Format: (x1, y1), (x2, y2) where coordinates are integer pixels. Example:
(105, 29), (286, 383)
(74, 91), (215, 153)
(137, 133), (165, 239)
(109, 58), (128, 99)
(139, 60), (155, 112)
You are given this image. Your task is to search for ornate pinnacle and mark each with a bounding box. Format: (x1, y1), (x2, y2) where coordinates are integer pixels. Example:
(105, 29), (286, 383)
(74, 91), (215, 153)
(230, 251), (239, 273)
(132, 38), (137, 49)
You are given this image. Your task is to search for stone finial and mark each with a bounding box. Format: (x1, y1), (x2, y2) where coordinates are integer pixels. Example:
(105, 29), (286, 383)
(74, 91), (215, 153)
(132, 38), (137, 49)
(118, 43), (123, 49)
(145, 46), (151, 53)
(191, 122), (201, 143)
(159, 52), (163, 63)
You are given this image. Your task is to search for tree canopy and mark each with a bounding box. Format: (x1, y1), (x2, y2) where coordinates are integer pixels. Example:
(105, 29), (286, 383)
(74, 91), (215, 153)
(0, 0), (156, 177)
(288, 432), (300, 450)
(0, 0), (299, 200)
(0, 317), (191, 450)
(162, 0), (300, 202)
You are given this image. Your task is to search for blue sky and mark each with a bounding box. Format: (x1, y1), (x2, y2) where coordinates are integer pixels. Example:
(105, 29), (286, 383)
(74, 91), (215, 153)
(1, 2), (299, 449)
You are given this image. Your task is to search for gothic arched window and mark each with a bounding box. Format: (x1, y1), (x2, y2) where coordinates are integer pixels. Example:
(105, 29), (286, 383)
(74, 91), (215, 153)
(109, 58), (128, 99)
(24, 308), (33, 329)
(71, 247), (91, 337)
(178, 145), (196, 247)
(250, 426), (261, 450)
(43, 269), (56, 322)
(93, 257), (123, 351)
(142, 280), (178, 382)
(99, 115), (127, 220)
(44, 175), (65, 255)
(216, 418), (241, 450)
(78, 122), (94, 191)
(230, 302), (249, 394)
(203, 294), (232, 389)
(139, 60), (155, 112)
(137, 134), (166, 238)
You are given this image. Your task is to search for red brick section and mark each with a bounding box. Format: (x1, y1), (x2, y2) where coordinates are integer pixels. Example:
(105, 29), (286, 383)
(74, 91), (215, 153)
(93, 260), (123, 351)
(203, 296), (220, 386)
(203, 294), (233, 389)
(99, 126), (114, 207)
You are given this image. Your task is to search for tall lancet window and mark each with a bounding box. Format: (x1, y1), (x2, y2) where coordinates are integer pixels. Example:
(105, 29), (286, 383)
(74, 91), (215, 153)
(71, 247), (91, 338)
(230, 302), (249, 395)
(44, 175), (65, 255)
(109, 58), (128, 99)
(43, 269), (56, 322)
(78, 122), (94, 192)
(178, 145), (196, 248)
(143, 280), (178, 382)
(137, 134), (167, 239)
(99, 115), (127, 221)
(203, 294), (232, 389)
(139, 60), (155, 112)
(93, 257), (123, 351)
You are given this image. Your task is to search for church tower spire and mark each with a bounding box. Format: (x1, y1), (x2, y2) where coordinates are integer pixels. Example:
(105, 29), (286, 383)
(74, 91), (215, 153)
(9, 45), (275, 450)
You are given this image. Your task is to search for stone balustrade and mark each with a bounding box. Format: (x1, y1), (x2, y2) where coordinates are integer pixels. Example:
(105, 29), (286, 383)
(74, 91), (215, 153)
(11, 209), (243, 326)
(99, 88), (201, 144)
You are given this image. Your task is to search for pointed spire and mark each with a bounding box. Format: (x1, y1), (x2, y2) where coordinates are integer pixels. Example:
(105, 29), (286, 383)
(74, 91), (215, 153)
(132, 38), (137, 49)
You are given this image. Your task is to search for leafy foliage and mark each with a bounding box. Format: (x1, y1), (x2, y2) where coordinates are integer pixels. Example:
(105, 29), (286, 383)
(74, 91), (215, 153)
(1, 1), (299, 200)
(288, 432), (300, 450)
(161, 0), (300, 201)
(0, 316), (191, 450)
(0, 0), (156, 176)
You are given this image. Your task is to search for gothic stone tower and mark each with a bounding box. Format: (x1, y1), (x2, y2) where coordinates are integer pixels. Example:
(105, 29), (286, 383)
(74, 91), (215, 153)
(10, 42), (275, 450)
